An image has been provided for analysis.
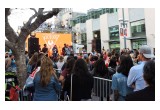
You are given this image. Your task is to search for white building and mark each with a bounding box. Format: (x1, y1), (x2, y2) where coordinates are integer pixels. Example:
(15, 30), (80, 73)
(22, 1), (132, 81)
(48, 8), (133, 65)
(70, 8), (155, 54)
(40, 8), (154, 54)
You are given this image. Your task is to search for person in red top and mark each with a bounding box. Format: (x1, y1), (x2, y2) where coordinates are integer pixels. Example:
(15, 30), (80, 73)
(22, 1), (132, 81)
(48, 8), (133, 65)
(105, 52), (111, 68)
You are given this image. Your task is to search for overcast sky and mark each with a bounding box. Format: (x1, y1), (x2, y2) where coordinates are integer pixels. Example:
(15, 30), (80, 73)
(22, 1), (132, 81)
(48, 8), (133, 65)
(8, 8), (90, 32)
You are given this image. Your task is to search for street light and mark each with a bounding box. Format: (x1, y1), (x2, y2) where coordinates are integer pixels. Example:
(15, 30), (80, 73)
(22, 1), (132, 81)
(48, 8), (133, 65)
(119, 8), (128, 49)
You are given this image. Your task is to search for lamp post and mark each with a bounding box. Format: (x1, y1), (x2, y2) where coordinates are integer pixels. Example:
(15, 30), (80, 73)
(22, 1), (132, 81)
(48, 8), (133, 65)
(119, 8), (128, 49)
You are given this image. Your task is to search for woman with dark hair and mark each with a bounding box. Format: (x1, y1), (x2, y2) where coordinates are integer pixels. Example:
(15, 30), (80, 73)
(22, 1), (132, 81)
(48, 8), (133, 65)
(59, 58), (75, 85)
(33, 56), (61, 101)
(111, 54), (134, 101)
(92, 58), (109, 101)
(126, 60), (155, 101)
(27, 52), (38, 75)
(63, 59), (93, 101)
(93, 59), (109, 78)
(108, 56), (117, 79)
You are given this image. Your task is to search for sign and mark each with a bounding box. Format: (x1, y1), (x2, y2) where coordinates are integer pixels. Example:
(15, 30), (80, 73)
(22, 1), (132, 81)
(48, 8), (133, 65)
(25, 33), (72, 56)
(120, 28), (127, 37)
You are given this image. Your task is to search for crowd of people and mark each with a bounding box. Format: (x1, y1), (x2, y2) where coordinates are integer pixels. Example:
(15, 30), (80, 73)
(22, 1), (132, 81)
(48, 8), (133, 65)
(5, 44), (155, 101)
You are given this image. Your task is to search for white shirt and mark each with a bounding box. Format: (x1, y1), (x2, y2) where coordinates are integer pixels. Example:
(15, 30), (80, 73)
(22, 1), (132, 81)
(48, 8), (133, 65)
(56, 61), (64, 73)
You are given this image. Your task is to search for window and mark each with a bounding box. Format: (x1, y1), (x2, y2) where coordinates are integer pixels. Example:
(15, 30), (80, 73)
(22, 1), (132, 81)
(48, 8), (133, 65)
(131, 20), (146, 37)
(109, 26), (119, 40)
(132, 40), (147, 49)
(109, 8), (114, 13)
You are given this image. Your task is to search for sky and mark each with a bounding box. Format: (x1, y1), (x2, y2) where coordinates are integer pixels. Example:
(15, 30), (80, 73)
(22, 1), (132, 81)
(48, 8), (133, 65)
(8, 8), (90, 32)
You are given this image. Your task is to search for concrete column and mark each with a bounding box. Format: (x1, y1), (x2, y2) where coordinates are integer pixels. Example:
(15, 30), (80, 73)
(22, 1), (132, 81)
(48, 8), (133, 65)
(144, 8), (155, 53)
(86, 19), (93, 53)
(100, 14), (110, 51)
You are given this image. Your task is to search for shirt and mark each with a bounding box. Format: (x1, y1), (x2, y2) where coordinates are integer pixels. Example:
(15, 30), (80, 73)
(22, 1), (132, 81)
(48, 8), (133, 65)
(56, 61), (64, 73)
(125, 86), (155, 101)
(112, 72), (133, 101)
(127, 61), (147, 91)
(33, 72), (61, 101)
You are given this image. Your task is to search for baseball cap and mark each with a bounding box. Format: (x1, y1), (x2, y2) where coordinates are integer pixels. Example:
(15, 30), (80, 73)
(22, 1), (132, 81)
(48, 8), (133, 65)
(139, 45), (154, 59)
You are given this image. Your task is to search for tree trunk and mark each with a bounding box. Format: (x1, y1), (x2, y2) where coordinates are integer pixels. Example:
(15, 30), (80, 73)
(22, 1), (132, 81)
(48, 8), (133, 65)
(14, 47), (27, 88)
(5, 8), (62, 88)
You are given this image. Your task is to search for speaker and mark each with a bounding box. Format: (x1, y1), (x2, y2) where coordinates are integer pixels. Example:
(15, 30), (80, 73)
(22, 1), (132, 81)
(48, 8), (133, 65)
(92, 39), (101, 53)
(28, 38), (39, 58)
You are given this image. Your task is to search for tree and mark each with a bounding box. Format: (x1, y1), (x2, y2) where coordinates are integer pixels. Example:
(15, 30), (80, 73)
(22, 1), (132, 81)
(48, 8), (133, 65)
(5, 8), (62, 88)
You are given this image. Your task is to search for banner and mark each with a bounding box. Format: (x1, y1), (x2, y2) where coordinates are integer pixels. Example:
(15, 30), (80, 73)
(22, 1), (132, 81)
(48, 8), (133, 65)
(25, 33), (72, 56)
(120, 28), (127, 37)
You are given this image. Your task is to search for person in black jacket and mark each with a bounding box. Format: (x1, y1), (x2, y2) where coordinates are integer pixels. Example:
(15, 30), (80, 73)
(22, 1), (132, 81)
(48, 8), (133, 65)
(125, 60), (155, 101)
(92, 58), (110, 101)
(63, 59), (93, 101)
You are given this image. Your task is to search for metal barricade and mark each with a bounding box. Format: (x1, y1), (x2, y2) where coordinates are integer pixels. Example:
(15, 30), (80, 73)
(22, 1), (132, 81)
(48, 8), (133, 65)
(92, 77), (113, 101)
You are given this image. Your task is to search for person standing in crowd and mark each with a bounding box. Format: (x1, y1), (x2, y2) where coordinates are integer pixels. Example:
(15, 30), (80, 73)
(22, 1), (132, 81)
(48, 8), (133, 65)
(42, 44), (48, 54)
(59, 58), (75, 86)
(102, 46), (105, 54)
(5, 52), (9, 58)
(92, 58), (109, 101)
(5, 54), (14, 72)
(25, 51), (29, 65)
(127, 45), (154, 92)
(69, 46), (74, 55)
(126, 60), (155, 101)
(108, 56), (117, 78)
(111, 54), (134, 101)
(10, 55), (16, 73)
(27, 52), (38, 75)
(65, 44), (70, 56)
(105, 52), (112, 68)
(5, 54), (17, 73)
(62, 44), (67, 56)
(133, 49), (139, 59)
(33, 56), (61, 101)
(39, 45), (41, 52)
(84, 56), (92, 73)
(56, 56), (64, 77)
(63, 59), (93, 101)
(52, 45), (58, 59)
(25, 52), (45, 100)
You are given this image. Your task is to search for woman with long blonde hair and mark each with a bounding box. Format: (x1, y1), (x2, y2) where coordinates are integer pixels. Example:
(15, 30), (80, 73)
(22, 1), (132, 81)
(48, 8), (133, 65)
(33, 56), (61, 101)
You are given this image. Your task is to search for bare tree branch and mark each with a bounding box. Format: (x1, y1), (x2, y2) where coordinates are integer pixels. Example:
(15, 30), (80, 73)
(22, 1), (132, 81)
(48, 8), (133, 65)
(23, 8), (39, 27)
(38, 8), (44, 15)
(30, 8), (37, 14)
(20, 8), (62, 41)
(5, 8), (18, 43)
(21, 8), (45, 31)
(5, 40), (15, 51)
(5, 8), (11, 17)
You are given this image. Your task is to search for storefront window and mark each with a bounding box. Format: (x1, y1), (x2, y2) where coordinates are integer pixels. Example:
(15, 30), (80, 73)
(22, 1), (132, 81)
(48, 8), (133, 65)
(109, 42), (120, 53)
(109, 26), (119, 40)
(132, 39), (147, 49)
(131, 20), (146, 37)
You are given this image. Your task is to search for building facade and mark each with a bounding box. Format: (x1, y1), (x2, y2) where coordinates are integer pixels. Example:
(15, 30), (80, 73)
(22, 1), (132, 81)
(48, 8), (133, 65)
(34, 8), (155, 54)
(70, 8), (155, 54)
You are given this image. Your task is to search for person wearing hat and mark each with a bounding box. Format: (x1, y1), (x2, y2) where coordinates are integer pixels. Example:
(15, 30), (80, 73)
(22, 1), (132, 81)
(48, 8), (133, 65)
(127, 45), (154, 92)
(126, 60), (155, 101)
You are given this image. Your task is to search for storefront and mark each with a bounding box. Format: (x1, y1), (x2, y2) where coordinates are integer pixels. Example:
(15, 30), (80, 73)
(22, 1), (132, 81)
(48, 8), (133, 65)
(131, 39), (147, 49)
(109, 26), (120, 53)
(109, 41), (120, 53)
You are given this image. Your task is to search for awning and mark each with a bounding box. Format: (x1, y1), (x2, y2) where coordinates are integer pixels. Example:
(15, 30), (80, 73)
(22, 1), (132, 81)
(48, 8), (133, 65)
(103, 40), (120, 43)
(125, 36), (146, 40)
